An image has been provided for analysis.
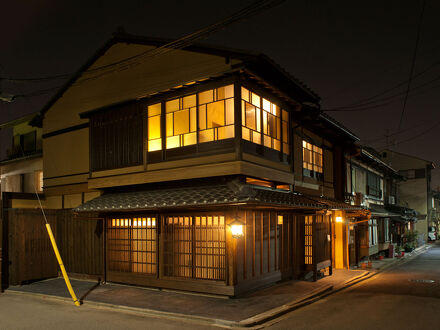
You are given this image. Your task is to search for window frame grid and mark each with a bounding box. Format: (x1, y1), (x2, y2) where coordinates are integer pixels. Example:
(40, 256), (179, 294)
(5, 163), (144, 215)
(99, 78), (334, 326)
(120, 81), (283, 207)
(107, 217), (157, 275)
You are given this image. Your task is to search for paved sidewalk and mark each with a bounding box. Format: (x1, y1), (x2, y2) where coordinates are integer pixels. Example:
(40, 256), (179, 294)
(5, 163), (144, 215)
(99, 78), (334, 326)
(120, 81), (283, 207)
(7, 269), (362, 327)
(6, 246), (430, 328)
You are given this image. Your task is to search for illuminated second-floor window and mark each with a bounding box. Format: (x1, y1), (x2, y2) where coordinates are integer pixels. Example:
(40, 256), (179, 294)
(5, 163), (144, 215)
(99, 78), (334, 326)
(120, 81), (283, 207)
(198, 85), (234, 143)
(147, 85), (235, 151)
(147, 103), (162, 151)
(241, 87), (289, 154)
(302, 141), (323, 180)
(166, 95), (197, 149)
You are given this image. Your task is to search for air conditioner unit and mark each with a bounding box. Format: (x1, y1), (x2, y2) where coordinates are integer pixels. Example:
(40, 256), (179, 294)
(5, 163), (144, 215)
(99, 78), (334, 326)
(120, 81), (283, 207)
(354, 192), (364, 206)
(388, 196), (396, 205)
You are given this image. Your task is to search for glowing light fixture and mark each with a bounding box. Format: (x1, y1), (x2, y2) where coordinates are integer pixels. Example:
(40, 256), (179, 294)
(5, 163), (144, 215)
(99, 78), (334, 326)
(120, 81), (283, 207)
(277, 215), (284, 225)
(335, 216), (343, 223)
(229, 219), (244, 239)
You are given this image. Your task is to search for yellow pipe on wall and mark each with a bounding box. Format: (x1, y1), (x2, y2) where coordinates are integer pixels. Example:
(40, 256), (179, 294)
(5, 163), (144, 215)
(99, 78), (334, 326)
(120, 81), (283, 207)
(45, 223), (80, 307)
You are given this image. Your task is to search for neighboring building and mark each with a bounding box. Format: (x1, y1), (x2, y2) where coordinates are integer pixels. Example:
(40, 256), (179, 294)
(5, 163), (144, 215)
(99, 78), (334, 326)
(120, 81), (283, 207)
(381, 150), (435, 245)
(431, 190), (440, 237)
(0, 113), (43, 209)
(28, 32), (360, 295)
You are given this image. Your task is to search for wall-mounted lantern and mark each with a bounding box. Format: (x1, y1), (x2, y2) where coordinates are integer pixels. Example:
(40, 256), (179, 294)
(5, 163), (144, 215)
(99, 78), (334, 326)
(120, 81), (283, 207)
(229, 219), (244, 239)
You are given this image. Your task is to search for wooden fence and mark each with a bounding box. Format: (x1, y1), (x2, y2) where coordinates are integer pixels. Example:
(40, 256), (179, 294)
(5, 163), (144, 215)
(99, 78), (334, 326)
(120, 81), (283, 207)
(1, 209), (103, 288)
(4, 209), (58, 286)
(57, 210), (104, 278)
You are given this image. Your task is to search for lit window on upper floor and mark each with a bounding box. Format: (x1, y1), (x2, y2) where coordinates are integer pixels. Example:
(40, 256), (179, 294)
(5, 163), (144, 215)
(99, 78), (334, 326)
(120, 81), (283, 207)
(302, 140), (323, 180)
(241, 87), (289, 154)
(147, 85), (235, 151)
(166, 94), (197, 149)
(148, 103), (162, 151)
(198, 85), (235, 143)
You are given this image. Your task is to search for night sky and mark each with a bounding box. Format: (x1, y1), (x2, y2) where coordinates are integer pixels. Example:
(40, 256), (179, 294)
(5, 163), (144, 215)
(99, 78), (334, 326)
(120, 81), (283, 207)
(1, 0), (438, 186)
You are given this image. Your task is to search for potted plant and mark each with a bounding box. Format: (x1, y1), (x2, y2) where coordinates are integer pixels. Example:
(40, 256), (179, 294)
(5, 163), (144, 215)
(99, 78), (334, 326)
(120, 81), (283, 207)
(403, 230), (418, 252)
(395, 245), (404, 258)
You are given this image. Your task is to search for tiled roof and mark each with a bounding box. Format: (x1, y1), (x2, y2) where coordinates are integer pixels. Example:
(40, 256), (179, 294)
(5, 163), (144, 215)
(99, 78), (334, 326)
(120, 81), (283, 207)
(301, 195), (364, 211)
(75, 182), (324, 212)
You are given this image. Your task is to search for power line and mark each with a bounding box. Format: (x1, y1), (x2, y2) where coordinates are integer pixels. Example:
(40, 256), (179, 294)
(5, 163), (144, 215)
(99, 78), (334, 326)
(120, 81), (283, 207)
(1, 0), (285, 84)
(375, 118), (440, 150)
(325, 59), (440, 111)
(323, 74), (440, 112)
(396, 0), (426, 133)
(364, 119), (434, 144)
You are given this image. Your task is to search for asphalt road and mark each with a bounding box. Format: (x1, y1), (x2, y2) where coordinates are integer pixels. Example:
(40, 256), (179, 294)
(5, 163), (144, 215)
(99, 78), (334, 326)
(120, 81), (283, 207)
(0, 293), (216, 330)
(268, 243), (440, 330)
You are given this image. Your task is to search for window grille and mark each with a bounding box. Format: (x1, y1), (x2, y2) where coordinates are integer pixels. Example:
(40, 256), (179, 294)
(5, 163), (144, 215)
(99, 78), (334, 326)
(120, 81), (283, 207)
(305, 216), (313, 265)
(107, 217), (157, 275)
(302, 141), (323, 180)
(163, 215), (226, 281)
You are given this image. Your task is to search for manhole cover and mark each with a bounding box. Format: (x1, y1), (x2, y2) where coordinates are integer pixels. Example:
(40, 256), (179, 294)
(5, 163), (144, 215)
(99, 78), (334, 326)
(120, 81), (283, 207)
(409, 279), (435, 283)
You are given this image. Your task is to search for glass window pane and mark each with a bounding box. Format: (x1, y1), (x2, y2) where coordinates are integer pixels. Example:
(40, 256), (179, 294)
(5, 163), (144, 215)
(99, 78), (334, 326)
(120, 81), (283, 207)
(224, 84), (234, 98)
(268, 114), (276, 137)
(262, 98), (271, 111)
(242, 127), (250, 141)
(199, 129), (214, 143)
(183, 95), (196, 109)
(283, 143), (289, 154)
(207, 100), (225, 128)
(225, 98), (234, 125)
(148, 103), (161, 117)
(218, 125), (234, 140)
(241, 87), (249, 102)
(252, 131), (261, 144)
(198, 90), (213, 105)
(256, 108), (261, 132)
(263, 111), (268, 134)
(199, 104), (206, 130)
(190, 107), (197, 132)
(245, 103), (256, 130)
(264, 135), (271, 148)
(277, 117), (281, 140)
(166, 99), (179, 113)
(217, 86), (225, 100)
(251, 92), (260, 107)
(183, 132), (196, 146)
(166, 113), (173, 137)
(166, 136), (180, 149)
(148, 139), (162, 151)
(148, 116), (161, 139)
(274, 139), (281, 151)
(282, 110), (288, 122)
(282, 122), (288, 143)
(174, 109), (190, 135)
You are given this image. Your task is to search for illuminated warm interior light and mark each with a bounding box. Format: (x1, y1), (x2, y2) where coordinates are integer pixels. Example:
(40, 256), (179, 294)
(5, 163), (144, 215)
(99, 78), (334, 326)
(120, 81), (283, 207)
(278, 215), (283, 225)
(231, 223), (244, 238)
(335, 216), (343, 223)
(246, 177), (273, 188)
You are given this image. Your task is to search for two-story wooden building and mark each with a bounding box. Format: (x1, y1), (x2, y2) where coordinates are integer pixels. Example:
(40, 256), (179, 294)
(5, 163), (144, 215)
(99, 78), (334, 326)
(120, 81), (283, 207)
(345, 146), (417, 265)
(29, 32), (360, 295)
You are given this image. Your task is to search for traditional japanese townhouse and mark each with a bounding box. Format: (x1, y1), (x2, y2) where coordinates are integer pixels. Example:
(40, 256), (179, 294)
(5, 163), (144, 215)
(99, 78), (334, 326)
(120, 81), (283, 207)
(345, 147), (406, 265)
(0, 113), (44, 208)
(381, 150), (435, 245)
(30, 31), (358, 296)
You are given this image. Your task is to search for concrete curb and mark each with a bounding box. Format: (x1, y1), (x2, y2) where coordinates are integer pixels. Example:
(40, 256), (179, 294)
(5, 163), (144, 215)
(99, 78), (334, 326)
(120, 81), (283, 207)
(5, 244), (432, 328)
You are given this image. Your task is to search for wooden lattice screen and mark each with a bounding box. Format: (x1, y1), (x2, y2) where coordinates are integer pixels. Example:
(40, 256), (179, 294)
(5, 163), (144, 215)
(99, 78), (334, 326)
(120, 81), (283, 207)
(163, 215), (226, 281)
(304, 216), (313, 265)
(107, 217), (157, 275)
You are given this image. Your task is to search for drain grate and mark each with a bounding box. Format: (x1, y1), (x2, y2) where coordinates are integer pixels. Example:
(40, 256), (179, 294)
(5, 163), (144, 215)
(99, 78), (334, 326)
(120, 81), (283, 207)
(409, 279), (435, 283)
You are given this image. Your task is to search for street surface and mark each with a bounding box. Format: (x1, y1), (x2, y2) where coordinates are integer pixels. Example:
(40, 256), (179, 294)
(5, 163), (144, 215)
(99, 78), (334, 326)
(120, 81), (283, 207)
(268, 243), (440, 330)
(0, 244), (438, 329)
(0, 293), (216, 330)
